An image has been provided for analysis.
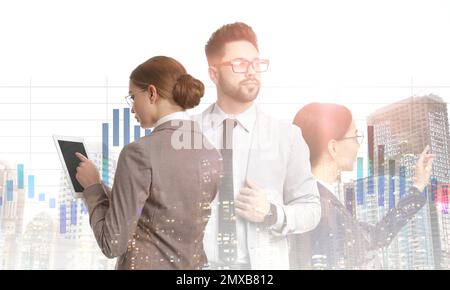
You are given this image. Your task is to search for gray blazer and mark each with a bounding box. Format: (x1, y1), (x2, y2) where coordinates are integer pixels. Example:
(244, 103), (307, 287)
(82, 120), (223, 270)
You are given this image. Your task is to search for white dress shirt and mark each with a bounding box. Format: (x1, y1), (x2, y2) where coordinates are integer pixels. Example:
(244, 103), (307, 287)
(153, 111), (191, 128)
(315, 179), (339, 199)
(202, 102), (257, 264)
(197, 103), (321, 269)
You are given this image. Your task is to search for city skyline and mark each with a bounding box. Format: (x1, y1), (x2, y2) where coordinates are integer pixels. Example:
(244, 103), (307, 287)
(2, 93), (450, 269)
(337, 95), (450, 269)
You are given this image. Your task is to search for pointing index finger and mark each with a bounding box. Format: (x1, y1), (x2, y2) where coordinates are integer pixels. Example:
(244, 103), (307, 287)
(75, 152), (88, 161)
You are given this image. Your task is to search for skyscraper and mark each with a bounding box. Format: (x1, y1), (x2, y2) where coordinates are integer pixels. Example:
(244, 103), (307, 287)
(366, 94), (450, 269)
(0, 160), (26, 269)
(20, 212), (56, 269)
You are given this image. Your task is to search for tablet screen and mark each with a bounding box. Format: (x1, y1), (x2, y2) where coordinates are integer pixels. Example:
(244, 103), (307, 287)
(58, 140), (88, 193)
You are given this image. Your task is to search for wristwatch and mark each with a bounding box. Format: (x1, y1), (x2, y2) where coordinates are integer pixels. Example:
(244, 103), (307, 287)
(262, 203), (277, 227)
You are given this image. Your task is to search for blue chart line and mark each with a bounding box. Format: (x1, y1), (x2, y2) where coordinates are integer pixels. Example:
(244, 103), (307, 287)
(134, 125), (141, 141)
(102, 123), (109, 185)
(113, 109), (119, 146)
(350, 151), (450, 216)
(0, 108), (164, 239)
(431, 177), (438, 200)
(124, 108), (130, 146)
(6, 180), (13, 201)
(378, 145), (385, 207)
(60, 204), (66, 234)
(70, 200), (77, 225)
(17, 164), (24, 189)
(356, 157), (364, 205)
(399, 165), (406, 198)
(100, 107), (152, 185)
(49, 198), (56, 209)
(54, 107), (155, 234)
(0, 164), (53, 211)
(389, 160), (395, 209)
(367, 125), (375, 196)
(28, 175), (35, 198)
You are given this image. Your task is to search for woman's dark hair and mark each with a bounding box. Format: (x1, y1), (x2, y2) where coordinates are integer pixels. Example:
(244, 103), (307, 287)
(293, 103), (353, 166)
(130, 56), (204, 110)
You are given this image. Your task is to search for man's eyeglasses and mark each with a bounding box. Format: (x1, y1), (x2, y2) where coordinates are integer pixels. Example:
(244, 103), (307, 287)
(215, 58), (270, 73)
(338, 132), (364, 145)
(124, 88), (146, 107)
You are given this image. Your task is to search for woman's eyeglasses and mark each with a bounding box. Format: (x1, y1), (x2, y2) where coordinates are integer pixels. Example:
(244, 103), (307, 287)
(124, 89), (146, 107)
(338, 132), (364, 145)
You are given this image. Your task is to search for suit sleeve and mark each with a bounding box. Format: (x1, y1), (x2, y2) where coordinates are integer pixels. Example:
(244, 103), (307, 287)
(82, 142), (152, 258)
(360, 186), (427, 250)
(271, 125), (321, 236)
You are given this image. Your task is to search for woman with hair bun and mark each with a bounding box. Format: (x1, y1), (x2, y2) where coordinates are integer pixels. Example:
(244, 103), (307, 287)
(74, 56), (223, 270)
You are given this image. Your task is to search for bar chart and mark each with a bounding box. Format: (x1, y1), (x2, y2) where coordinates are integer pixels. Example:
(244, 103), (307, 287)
(101, 108), (151, 186)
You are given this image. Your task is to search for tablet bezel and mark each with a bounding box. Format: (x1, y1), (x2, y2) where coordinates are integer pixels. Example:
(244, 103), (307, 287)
(53, 135), (90, 198)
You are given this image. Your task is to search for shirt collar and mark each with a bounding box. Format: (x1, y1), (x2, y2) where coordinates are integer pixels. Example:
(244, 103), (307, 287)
(315, 178), (338, 197)
(210, 102), (257, 132)
(153, 111), (191, 128)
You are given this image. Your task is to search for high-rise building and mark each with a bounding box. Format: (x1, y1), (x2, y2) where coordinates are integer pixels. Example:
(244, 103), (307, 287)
(20, 212), (56, 269)
(343, 171), (435, 269)
(365, 94), (450, 269)
(0, 160), (26, 269)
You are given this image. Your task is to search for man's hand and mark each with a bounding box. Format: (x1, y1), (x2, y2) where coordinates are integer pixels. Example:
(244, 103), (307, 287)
(414, 145), (435, 192)
(235, 178), (271, 223)
(75, 152), (101, 189)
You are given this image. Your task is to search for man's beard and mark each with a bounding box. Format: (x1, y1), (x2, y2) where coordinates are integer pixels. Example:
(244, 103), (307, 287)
(218, 76), (260, 103)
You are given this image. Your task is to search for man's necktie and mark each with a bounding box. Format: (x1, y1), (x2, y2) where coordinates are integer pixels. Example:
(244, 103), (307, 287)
(218, 118), (238, 264)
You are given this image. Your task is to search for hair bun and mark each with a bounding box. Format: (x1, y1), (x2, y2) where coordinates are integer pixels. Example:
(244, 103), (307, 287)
(172, 74), (205, 109)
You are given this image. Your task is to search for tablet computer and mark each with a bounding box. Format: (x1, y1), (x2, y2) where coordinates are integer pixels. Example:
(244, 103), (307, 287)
(53, 135), (90, 198)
